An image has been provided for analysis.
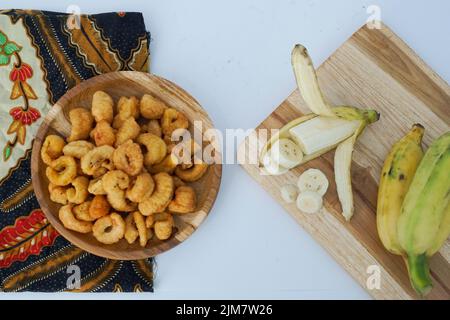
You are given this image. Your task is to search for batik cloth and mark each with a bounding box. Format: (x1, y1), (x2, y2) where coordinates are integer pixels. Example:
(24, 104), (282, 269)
(0, 9), (153, 292)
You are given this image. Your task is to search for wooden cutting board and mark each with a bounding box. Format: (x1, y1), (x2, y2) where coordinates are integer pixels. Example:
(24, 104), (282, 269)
(238, 23), (450, 300)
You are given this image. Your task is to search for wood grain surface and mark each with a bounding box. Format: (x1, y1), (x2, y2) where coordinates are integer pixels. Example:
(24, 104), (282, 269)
(31, 71), (222, 260)
(238, 23), (450, 300)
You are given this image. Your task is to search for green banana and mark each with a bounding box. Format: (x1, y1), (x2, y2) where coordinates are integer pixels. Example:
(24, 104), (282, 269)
(397, 131), (450, 296)
(377, 124), (425, 255)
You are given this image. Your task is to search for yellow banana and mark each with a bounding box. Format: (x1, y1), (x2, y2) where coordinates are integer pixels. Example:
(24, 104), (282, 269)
(397, 131), (450, 296)
(376, 124), (425, 255)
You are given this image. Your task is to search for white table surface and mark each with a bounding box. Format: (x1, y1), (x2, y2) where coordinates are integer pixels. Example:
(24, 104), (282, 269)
(3, 0), (450, 300)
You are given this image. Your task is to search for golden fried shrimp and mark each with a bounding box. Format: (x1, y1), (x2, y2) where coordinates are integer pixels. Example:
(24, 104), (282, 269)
(48, 183), (68, 205)
(89, 195), (110, 219)
(67, 108), (94, 142)
(168, 186), (197, 214)
(46, 156), (78, 186)
(118, 96), (140, 119)
(148, 153), (179, 174)
(146, 119), (162, 137)
(91, 120), (116, 147)
(92, 213), (125, 244)
(138, 172), (174, 216)
(102, 170), (136, 212)
(59, 204), (92, 233)
(63, 140), (94, 159)
(88, 176), (106, 195)
(175, 163), (208, 182)
(154, 212), (174, 240)
(73, 201), (95, 222)
(66, 176), (89, 204)
(92, 91), (114, 123)
(80, 145), (115, 176)
(137, 133), (167, 166)
(115, 117), (140, 147)
(112, 140), (143, 176)
(140, 94), (167, 120)
(126, 172), (154, 203)
(41, 135), (65, 165)
(161, 108), (189, 136)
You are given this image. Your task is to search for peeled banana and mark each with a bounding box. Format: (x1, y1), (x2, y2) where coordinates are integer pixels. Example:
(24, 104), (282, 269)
(397, 131), (450, 296)
(377, 124), (425, 255)
(289, 117), (360, 155)
(261, 44), (380, 221)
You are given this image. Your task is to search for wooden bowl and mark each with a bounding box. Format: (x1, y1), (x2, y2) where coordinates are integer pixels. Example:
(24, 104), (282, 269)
(31, 71), (222, 260)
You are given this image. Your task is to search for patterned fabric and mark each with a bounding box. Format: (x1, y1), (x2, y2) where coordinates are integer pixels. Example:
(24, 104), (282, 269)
(0, 9), (153, 292)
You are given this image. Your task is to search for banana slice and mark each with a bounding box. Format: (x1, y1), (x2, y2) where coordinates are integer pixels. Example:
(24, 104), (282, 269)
(297, 168), (329, 196)
(261, 153), (288, 176)
(296, 191), (323, 214)
(280, 184), (299, 204)
(270, 139), (303, 169)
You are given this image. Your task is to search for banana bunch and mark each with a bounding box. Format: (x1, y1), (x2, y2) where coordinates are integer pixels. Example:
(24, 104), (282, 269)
(377, 128), (450, 296)
(260, 45), (379, 220)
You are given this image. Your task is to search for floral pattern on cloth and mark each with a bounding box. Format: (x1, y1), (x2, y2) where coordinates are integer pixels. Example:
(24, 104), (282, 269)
(0, 9), (153, 292)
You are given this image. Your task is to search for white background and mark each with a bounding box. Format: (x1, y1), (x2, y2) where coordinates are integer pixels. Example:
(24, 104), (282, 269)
(2, 0), (450, 300)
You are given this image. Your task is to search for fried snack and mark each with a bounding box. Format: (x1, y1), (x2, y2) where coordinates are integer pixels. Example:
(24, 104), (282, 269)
(115, 117), (140, 147)
(154, 212), (174, 240)
(131, 211), (149, 247)
(63, 140), (94, 159)
(92, 213), (125, 244)
(118, 96), (140, 119)
(172, 176), (186, 188)
(126, 172), (154, 203)
(124, 213), (139, 244)
(112, 140), (143, 176)
(175, 163), (208, 182)
(41, 135), (65, 165)
(171, 138), (199, 167)
(66, 176), (89, 204)
(138, 172), (174, 216)
(92, 91), (114, 123)
(88, 176), (106, 195)
(112, 96), (140, 129)
(102, 170), (136, 212)
(75, 160), (84, 176)
(73, 201), (95, 222)
(89, 195), (111, 219)
(80, 145), (115, 176)
(91, 120), (116, 147)
(48, 183), (68, 205)
(161, 108), (189, 136)
(147, 119), (162, 137)
(168, 186), (197, 214)
(92, 167), (108, 178)
(140, 94), (167, 120)
(67, 108), (94, 142)
(59, 204), (92, 233)
(46, 156), (78, 186)
(148, 153), (179, 174)
(137, 133), (167, 166)
(145, 214), (154, 228)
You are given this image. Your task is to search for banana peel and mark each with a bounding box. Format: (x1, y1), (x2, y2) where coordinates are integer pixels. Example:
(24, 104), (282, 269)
(260, 44), (380, 221)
